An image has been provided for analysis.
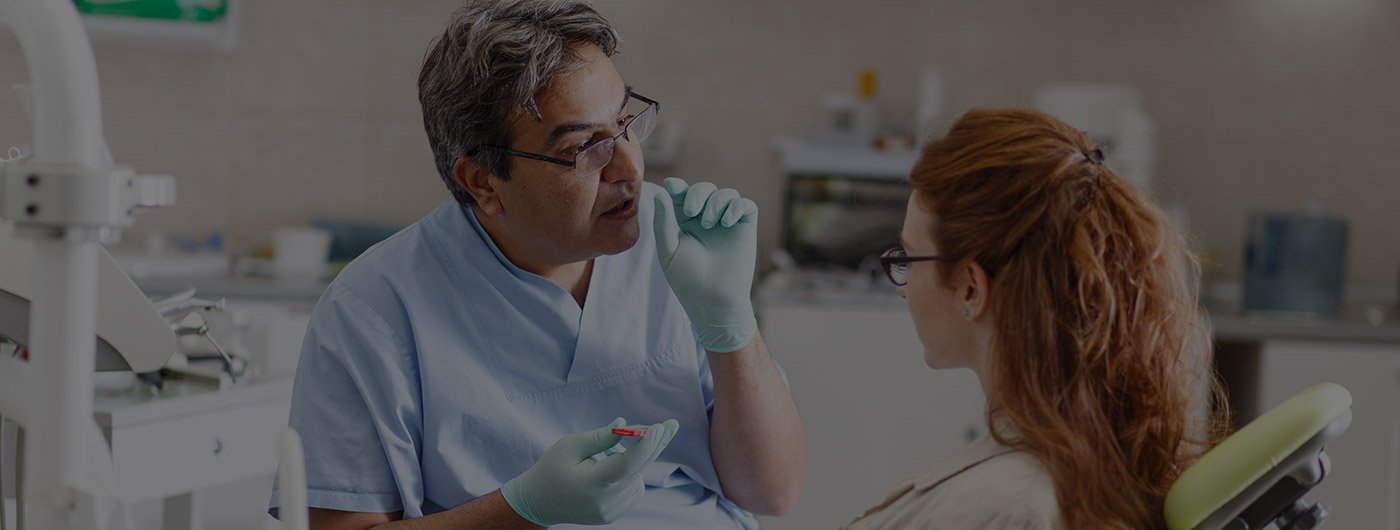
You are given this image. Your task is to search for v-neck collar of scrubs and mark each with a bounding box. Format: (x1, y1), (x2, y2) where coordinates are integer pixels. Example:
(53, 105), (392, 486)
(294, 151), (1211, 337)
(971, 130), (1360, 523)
(457, 205), (621, 383)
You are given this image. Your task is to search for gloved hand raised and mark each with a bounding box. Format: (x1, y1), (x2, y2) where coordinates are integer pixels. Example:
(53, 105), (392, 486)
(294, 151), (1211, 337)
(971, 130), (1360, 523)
(502, 418), (679, 527)
(652, 177), (759, 353)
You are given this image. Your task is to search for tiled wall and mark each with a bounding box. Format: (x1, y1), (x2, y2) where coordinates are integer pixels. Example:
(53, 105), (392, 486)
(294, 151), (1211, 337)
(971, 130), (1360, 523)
(1, 0), (1396, 286)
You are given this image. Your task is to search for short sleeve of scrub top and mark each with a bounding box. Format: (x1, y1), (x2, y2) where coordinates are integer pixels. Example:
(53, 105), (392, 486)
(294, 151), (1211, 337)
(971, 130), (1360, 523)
(271, 283), (425, 515)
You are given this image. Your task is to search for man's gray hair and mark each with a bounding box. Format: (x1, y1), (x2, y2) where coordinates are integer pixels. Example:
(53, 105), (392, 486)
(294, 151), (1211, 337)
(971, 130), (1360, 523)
(418, 0), (620, 205)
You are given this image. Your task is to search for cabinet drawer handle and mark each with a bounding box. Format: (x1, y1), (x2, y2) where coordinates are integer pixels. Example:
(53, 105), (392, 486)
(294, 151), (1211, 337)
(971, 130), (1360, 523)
(213, 438), (223, 456)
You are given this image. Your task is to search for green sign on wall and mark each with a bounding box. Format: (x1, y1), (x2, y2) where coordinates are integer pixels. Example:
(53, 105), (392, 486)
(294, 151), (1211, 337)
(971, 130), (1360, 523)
(74, 0), (228, 24)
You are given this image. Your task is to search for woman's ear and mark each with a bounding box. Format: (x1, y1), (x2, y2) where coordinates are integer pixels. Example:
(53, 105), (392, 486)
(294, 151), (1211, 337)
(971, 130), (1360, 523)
(454, 156), (504, 215)
(959, 260), (993, 320)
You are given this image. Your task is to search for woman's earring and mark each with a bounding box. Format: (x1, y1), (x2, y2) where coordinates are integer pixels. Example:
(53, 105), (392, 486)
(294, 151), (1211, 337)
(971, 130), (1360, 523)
(961, 306), (971, 319)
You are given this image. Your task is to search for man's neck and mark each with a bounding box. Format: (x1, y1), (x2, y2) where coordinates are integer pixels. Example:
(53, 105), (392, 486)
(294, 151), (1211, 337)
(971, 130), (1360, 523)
(476, 213), (594, 307)
(520, 257), (593, 307)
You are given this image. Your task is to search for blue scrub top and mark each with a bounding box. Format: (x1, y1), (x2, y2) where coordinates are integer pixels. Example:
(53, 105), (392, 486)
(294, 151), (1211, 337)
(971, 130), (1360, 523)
(270, 183), (758, 529)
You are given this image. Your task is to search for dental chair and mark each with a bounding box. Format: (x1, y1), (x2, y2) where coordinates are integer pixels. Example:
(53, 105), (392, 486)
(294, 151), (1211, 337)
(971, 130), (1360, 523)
(1165, 383), (1353, 530)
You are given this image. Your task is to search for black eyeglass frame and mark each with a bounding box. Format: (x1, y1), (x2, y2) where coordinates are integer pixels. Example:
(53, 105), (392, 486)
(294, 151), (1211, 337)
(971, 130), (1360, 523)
(477, 92), (661, 168)
(879, 247), (959, 287)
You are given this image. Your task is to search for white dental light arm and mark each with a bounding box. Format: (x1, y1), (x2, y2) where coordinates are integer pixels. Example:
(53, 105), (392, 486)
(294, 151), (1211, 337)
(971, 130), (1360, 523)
(0, 1), (170, 529)
(0, 0), (110, 526)
(0, 3), (311, 529)
(4, 0), (108, 168)
(0, 0), (175, 233)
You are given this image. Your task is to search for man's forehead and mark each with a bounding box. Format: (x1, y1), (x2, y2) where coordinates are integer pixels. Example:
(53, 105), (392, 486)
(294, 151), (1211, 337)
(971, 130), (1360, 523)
(512, 77), (630, 146)
(533, 82), (629, 119)
(529, 47), (624, 116)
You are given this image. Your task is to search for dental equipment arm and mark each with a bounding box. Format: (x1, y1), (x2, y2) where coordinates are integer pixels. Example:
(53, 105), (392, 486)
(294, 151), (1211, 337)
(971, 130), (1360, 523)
(0, 1), (174, 529)
(0, 230), (177, 373)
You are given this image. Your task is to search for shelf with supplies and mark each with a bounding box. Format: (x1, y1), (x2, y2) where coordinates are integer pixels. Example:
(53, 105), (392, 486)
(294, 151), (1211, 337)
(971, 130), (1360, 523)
(775, 137), (915, 270)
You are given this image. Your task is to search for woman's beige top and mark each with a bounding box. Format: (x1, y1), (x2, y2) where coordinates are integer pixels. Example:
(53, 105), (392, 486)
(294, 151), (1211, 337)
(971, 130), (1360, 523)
(843, 435), (1066, 530)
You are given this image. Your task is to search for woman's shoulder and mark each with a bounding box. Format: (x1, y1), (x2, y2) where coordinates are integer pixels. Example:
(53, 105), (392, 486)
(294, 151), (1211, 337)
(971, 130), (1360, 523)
(936, 451), (1061, 521)
(913, 441), (1064, 529)
(847, 438), (1066, 530)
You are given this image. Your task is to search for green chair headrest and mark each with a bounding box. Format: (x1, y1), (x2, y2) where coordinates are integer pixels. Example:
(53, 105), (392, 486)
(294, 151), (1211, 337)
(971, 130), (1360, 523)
(1164, 382), (1352, 530)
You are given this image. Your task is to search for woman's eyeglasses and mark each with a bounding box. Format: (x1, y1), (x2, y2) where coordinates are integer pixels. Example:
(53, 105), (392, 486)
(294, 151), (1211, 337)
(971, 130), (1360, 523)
(879, 247), (957, 287)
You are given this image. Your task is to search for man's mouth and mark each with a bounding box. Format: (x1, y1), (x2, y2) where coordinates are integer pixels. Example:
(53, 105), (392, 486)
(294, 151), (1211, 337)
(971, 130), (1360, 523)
(601, 196), (639, 220)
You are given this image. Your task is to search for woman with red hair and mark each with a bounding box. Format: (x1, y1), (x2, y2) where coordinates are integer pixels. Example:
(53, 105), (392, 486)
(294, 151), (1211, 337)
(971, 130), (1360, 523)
(844, 108), (1229, 529)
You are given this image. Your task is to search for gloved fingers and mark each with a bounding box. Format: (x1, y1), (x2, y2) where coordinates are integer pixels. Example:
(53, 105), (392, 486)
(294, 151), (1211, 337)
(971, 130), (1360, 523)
(614, 419), (678, 483)
(681, 181), (718, 220)
(562, 417), (627, 461)
(651, 195), (681, 265)
(622, 480), (646, 508)
(602, 443), (626, 457)
(595, 419), (678, 483)
(624, 479), (646, 501)
(593, 422), (665, 482)
(719, 197), (758, 228)
(621, 481), (646, 514)
(600, 480), (647, 523)
(699, 188), (740, 229)
(662, 177), (689, 198)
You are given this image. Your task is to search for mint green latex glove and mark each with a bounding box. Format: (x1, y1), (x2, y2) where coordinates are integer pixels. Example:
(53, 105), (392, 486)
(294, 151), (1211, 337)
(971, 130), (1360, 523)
(652, 177), (759, 353)
(502, 418), (679, 527)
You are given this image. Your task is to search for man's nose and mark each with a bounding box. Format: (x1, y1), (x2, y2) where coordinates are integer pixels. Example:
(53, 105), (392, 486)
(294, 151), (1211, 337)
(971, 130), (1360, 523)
(600, 137), (643, 183)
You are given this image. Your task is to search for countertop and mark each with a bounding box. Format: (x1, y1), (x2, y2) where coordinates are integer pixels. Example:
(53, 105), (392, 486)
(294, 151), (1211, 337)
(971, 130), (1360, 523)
(757, 278), (1400, 345)
(133, 275), (329, 302)
(94, 377), (294, 429)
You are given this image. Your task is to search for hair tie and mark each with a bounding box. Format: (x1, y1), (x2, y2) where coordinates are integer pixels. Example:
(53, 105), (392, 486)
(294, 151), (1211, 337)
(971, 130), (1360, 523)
(1086, 148), (1104, 165)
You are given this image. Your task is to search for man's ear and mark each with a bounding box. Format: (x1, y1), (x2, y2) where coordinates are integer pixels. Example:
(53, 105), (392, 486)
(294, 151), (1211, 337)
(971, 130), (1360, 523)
(454, 156), (504, 215)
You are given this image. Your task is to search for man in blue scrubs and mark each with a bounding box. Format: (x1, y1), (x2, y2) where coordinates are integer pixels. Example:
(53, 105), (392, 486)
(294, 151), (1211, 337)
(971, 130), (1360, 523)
(270, 1), (805, 528)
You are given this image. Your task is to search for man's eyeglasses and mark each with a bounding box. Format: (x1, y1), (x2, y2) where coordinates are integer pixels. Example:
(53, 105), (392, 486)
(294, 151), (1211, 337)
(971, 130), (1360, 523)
(879, 247), (957, 287)
(479, 92), (660, 176)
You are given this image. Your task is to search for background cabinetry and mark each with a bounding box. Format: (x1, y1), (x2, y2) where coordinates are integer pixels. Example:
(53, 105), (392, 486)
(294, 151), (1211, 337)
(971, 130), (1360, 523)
(1251, 339), (1400, 529)
(758, 296), (985, 530)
